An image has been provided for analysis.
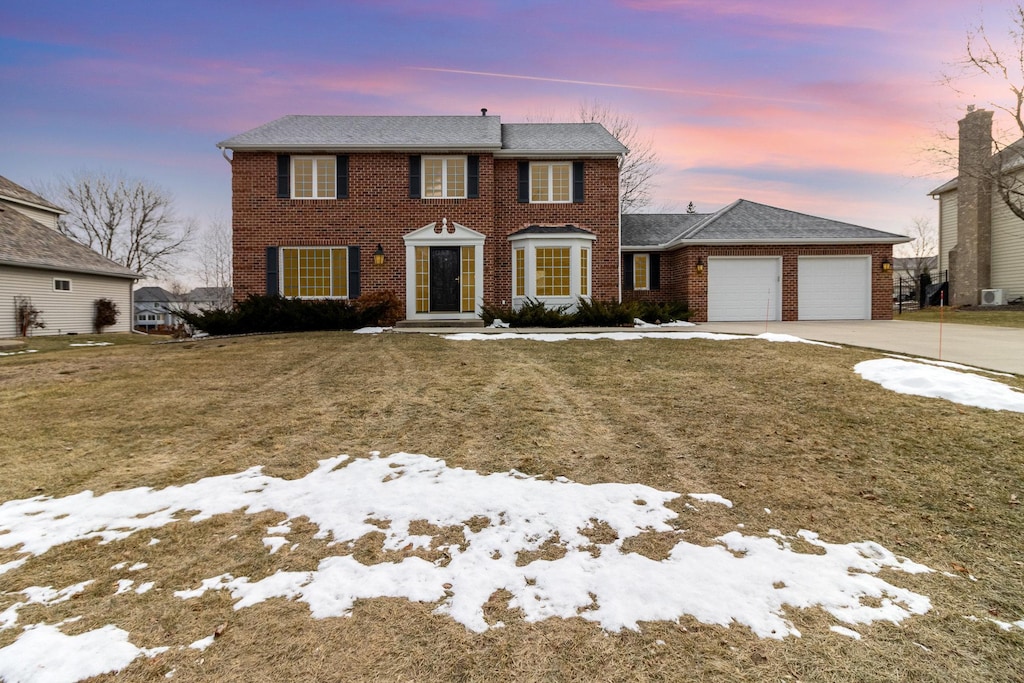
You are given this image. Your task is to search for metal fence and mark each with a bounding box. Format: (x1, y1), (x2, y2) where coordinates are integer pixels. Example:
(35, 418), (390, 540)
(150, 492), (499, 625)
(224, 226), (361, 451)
(894, 270), (948, 314)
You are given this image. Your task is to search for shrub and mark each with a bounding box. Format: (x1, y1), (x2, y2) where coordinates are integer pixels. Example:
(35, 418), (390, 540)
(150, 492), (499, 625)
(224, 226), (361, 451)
(175, 292), (403, 336)
(632, 301), (692, 325)
(94, 298), (119, 333)
(574, 298), (636, 327)
(356, 290), (403, 327)
(14, 296), (45, 337)
(480, 298), (692, 328)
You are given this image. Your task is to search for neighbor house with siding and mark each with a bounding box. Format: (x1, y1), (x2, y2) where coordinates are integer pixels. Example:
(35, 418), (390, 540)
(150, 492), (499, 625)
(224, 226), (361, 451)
(0, 174), (139, 337)
(929, 107), (1024, 306)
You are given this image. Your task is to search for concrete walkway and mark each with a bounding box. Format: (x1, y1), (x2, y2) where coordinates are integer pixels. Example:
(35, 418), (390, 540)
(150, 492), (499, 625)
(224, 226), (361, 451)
(696, 320), (1024, 375)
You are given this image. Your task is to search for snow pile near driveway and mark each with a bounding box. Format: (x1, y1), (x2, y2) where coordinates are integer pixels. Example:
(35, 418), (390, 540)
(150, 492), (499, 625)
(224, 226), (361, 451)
(0, 453), (937, 681)
(443, 330), (838, 346)
(855, 358), (1024, 413)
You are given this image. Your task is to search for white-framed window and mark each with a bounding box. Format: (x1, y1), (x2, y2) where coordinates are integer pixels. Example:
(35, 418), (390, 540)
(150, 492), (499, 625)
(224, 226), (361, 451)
(292, 156), (336, 199)
(508, 233), (595, 306)
(531, 162), (572, 203)
(422, 156), (466, 199)
(53, 278), (72, 292)
(280, 246), (349, 298)
(633, 254), (650, 291)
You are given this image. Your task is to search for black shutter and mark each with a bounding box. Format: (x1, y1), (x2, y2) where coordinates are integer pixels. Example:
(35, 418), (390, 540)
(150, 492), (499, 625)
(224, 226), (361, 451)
(467, 155), (479, 199)
(517, 161), (529, 203)
(409, 155), (421, 198)
(276, 155), (290, 198)
(572, 161), (584, 203)
(336, 155), (349, 199)
(266, 247), (279, 295)
(623, 253), (634, 291)
(650, 253), (661, 290)
(348, 246), (361, 299)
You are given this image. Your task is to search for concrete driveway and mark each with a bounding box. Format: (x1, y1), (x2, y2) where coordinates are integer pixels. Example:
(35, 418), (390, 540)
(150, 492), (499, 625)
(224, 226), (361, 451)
(696, 320), (1024, 375)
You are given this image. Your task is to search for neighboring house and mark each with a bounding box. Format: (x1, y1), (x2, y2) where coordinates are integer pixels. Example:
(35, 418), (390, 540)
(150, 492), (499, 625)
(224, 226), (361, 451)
(929, 107), (1024, 306)
(133, 286), (233, 331)
(217, 113), (906, 324)
(0, 174), (139, 337)
(133, 286), (180, 331)
(621, 201), (907, 321)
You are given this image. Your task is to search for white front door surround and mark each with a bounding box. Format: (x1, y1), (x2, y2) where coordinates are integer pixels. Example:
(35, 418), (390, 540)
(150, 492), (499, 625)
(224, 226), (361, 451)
(402, 219), (486, 320)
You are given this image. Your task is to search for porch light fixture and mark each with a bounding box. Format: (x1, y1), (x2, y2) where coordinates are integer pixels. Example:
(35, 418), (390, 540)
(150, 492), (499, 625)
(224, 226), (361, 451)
(373, 243), (385, 266)
(881, 257), (891, 272)
(695, 257), (705, 274)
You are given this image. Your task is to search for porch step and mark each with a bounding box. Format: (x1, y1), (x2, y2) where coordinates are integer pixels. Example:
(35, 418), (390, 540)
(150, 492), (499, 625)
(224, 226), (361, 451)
(394, 319), (486, 330)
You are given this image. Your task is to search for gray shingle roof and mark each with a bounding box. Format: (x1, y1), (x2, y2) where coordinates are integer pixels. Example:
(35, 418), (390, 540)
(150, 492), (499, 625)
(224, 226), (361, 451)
(0, 206), (140, 278)
(0, 175), (65, 214)
(499, 123), (627, 156)
(133, 286), (176, 303)
(218, 116), (626, 156)
(218, 115), (503, 150)
(622, 200), (908, 247)
(621, 214), (708, 247)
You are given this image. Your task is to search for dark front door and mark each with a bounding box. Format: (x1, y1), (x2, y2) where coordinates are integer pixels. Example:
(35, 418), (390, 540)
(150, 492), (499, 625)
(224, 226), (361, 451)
(430, 247), (461, 312)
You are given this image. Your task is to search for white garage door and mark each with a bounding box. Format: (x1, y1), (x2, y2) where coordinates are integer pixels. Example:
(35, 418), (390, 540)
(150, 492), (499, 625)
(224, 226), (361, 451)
(708, 257), (781, 322)
(798, 256), (871, 320)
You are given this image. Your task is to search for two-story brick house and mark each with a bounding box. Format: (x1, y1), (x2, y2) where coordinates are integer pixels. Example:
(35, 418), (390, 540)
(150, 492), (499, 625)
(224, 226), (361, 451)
(217, 114), (626, 323)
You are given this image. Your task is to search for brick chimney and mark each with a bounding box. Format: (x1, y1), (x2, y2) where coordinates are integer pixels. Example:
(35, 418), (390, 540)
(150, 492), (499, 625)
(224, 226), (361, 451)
(950, 107), (993, 306)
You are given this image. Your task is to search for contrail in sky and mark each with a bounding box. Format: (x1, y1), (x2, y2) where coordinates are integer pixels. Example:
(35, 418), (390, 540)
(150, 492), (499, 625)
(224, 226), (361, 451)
(409, 67), (815, 105)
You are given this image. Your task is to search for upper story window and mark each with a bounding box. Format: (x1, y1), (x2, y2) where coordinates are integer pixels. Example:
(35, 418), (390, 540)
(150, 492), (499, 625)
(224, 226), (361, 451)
(53, 278), (72, 292)
(422, 157), (466, 199)
(517, 161), (584, 204)
(277, 155), (348, 200)
(531, 163), (571, 203)
(292, 157), (336, 199)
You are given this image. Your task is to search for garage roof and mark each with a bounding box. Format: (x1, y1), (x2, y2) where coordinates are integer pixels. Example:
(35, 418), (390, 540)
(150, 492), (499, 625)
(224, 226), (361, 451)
(622, 199), (909, 248)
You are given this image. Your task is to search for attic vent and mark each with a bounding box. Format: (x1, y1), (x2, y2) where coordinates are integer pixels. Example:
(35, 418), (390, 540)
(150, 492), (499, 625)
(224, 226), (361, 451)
(981, 289), (1005, 306)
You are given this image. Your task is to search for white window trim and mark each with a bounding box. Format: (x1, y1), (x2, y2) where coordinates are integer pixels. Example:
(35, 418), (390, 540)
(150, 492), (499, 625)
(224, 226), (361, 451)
(279, 246), (349, 299)
(530, 162), (572, 204)
(507, 233), (596, 308)
(422, 156), (467, 200)
(633, 253), (650, 291)
(53, 278), (72, 292)
(291, 156), (336, 200)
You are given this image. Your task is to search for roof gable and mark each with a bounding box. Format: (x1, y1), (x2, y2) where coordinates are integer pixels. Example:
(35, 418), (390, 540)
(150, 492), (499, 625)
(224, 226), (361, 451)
(0, 174), (65, 215)
(0, 207), (139, 279)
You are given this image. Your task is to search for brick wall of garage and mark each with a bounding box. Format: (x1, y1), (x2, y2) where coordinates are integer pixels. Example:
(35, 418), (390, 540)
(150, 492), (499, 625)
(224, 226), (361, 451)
(624, 244), (895, 321)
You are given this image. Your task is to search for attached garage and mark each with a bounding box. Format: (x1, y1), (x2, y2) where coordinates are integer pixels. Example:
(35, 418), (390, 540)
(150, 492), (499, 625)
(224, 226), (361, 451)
(798, 256), (871, 320)
(707, 257), (781, 322)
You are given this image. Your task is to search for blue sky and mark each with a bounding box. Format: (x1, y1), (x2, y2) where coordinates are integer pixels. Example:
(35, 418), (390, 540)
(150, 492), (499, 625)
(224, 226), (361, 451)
(1, 0), (1017, 275)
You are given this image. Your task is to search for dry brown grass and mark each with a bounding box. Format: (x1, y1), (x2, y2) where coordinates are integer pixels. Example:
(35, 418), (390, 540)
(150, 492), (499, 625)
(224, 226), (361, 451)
(0, 331), (1022, 681)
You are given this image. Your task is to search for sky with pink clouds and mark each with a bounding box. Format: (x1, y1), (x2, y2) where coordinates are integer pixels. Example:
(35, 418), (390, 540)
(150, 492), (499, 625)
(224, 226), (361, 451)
(1, 0), (1021, 272)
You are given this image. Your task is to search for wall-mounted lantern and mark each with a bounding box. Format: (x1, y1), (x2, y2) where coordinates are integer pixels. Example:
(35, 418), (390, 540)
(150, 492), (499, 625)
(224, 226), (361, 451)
(881, 257), (891, 272)
(373, 243), (386, 266)
(696, 256), (705, 274)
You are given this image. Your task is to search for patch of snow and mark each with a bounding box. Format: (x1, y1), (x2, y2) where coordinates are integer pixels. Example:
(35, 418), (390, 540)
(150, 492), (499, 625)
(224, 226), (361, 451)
(0, 582), (93, 631)
(830, 625), (861, 639)
(69, 341), (112, 347)
(135, 582), (154, 594)
(114, 579), (134, 595)
(764, 508), (771, 514)
(266, 523), (290, 534)
(855, 359), (1024, 413)
(0, 624), (152, 683)
(263, 537), (288, 554)
(148, 538), (160, 546)
(688, 493), (733, 508)
(352, 327), (389, 334)
(128, 563), (148, 572)
(0, 349), (38, 357)
(443, 330), (831, 345)
(0, 453), (934, 647)
(488, 319), (510, 328)
(754, 333), (840, 348)
(188, 635), (216, 651)
(883, 354), (1014, 378)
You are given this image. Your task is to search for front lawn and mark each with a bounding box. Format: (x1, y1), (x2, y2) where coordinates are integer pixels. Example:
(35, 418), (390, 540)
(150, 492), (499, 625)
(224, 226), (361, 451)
(0, 332), (1021, 682)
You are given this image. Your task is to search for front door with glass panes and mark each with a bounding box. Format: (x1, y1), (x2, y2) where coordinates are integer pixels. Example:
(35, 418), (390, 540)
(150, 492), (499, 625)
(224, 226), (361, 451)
(429, 246), (460, 312)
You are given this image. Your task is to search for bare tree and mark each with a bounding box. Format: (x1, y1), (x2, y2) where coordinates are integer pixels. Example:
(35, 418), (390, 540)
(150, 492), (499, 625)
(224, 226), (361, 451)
(51, 171), (194, 276)
(895, 216), (937, 283)
(945, 4), (1024, 220)
(574, 100), (661, 213)
(191, 217), (233, 305)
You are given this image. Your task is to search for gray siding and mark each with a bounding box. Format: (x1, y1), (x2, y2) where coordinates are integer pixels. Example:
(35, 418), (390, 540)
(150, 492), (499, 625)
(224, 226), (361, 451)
(0, 266), (133, 337)
(990, 193), (1024, 300)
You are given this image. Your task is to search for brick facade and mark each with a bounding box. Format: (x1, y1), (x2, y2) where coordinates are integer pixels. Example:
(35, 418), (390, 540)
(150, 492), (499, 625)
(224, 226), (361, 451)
(230, 151), (621, 310)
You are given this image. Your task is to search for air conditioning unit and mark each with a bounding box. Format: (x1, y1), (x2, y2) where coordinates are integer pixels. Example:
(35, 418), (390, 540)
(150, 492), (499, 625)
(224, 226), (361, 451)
(981, 288), (1005, 306)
